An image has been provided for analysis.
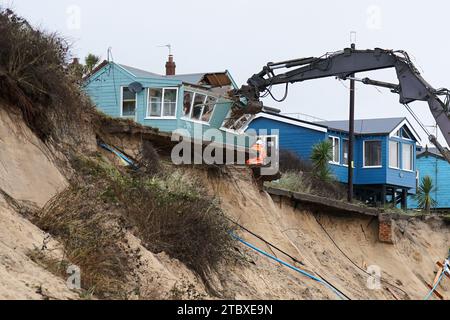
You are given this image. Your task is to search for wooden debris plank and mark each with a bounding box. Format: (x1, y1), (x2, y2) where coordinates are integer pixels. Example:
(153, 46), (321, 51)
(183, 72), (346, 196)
(436, 261), (450, 279)
(386, 287), (400, 300)
(425, 282), (444, 300)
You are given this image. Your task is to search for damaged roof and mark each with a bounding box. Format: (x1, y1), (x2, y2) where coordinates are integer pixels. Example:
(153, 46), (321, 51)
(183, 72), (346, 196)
(118, 64), (234, 87)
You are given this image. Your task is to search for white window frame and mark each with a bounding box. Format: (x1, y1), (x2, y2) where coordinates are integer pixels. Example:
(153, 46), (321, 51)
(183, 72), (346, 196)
(181, 90), (218, 125)
(328, 136), (340, 165)
(145, 87), (178, 119)
(402, 143), (414, 172)
(363, 140), (382, 169)
(389, 140), (400, 169)
(342, 139), (349, 167)
(393, 129), (401, 138)
(120, 86), (137, 118)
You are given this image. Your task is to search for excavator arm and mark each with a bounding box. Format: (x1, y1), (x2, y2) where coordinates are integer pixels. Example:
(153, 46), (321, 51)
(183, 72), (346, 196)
(234, 48), (450, 163)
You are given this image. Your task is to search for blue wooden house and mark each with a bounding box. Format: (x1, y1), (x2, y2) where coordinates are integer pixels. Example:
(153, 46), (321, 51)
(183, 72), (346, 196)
(245, 113), (420, 208)
(82, 56), (247, 148)
(408, 147), (450, 210)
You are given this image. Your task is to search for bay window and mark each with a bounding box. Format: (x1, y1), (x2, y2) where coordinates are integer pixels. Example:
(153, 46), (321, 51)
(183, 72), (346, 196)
(192, 93), (206, 120)
(389, 141), (400, 168)
(364, 140), (382, 167)
(402, 144), (413, 171)
(183, 90), (218, 124)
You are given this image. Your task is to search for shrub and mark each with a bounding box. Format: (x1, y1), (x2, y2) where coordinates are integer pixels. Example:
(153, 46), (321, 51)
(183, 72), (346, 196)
(414, 176), (437, 214)
(35, 155), (235, 298)
(0, 8), (93, 142)
(279, 150), (313, 173)
(311, 140), (334, 182)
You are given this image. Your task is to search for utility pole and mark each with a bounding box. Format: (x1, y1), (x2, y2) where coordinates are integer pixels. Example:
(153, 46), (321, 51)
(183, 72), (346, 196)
(348, 36), (356, 203)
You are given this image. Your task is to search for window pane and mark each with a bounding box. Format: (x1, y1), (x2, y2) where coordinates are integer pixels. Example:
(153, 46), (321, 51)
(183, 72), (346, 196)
(183, 91), (194, 117)
(192, 93), (206, 120)
(163, 89), (177, 117)
(201, 96), (217, 122)
(122, 87), (136, 116)
(123, 87), (136, 101)
(334, 138), (340, 163)
(343, 140), (349, 165)
(365, 141), (381, 167)
(389, 141), (399, 168)
(402, 128), (412, 140)
(328, 137), (339, 163)
(122, 101), (136, 117)
(148, 89), (162, 117)
(402, 144), (413, 171)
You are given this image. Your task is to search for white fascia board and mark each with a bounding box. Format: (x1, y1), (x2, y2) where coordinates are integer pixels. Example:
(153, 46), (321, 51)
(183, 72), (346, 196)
(243, 113), (328, 133)
(389, 118), (422, 142)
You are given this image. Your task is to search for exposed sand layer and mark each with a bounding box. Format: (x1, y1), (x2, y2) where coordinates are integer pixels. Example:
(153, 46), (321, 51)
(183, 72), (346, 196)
(0, 195), (78, 300)
(202, 167), (450, 300)
(0, 107), (448, 300)
(0, 108), (67, 207)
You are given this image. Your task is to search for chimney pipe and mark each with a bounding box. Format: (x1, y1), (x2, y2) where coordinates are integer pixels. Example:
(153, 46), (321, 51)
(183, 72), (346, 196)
(165, 54), (176, 76)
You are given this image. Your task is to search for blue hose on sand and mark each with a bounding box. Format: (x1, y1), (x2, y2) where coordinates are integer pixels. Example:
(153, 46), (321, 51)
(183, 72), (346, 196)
(230, 233), (347, 300)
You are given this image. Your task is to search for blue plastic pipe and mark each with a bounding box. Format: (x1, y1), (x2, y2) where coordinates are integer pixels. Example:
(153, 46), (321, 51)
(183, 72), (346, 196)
(230, 233), (347, 300)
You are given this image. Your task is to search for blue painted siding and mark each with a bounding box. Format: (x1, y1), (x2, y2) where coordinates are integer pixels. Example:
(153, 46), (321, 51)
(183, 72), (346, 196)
(386, 136), (417, 192)
(245, 118), (327, 162)
(408, 155), (450, 209)
(83, 62), (237, 143)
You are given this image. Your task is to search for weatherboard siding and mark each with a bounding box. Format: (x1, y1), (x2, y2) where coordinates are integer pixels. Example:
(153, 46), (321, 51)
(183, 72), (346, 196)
(408, 155), (450, 209)
(83, 62), (235, 139)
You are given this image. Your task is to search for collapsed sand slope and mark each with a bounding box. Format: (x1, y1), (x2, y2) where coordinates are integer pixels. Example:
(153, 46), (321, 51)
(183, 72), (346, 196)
(0, 194), (77, 300)
(204, 167), (449, 300)
(0, 107), (75, 299)
(0, 102), (448, 300)
(0, 108), (67, 207)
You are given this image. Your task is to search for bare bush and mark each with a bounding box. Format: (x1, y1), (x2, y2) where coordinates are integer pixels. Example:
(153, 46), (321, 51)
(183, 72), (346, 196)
(279, 150), (314, 173)
(0, 8), (93, 142)
(270, 151), (347, 200)
(36, 155), (235, 298)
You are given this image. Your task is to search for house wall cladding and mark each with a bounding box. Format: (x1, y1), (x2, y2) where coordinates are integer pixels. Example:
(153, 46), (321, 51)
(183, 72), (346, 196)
(83, 63), (236, 144)
(408, 155), (450, 209)
(328, 131), (416, 190)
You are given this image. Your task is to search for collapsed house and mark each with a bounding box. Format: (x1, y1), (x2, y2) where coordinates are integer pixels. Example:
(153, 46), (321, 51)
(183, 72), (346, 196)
(82, 54), (255, 150)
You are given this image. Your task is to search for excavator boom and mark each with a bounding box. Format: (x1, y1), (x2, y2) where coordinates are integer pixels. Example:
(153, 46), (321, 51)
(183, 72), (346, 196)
(234, 48), (450, 163)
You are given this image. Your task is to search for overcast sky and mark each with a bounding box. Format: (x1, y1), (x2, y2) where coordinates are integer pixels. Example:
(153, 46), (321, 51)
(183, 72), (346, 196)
(4, 0), (450, 146)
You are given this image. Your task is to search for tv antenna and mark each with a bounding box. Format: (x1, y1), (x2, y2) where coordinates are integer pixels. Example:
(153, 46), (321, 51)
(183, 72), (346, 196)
(158, 44), (172, 55)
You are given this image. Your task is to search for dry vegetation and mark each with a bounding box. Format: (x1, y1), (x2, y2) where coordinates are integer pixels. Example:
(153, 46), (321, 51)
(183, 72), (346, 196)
(0, 8), (236, 299)
(0, 8), (93, 144)
(32, 151), (235, 298)
(268, 150), (347, 200)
